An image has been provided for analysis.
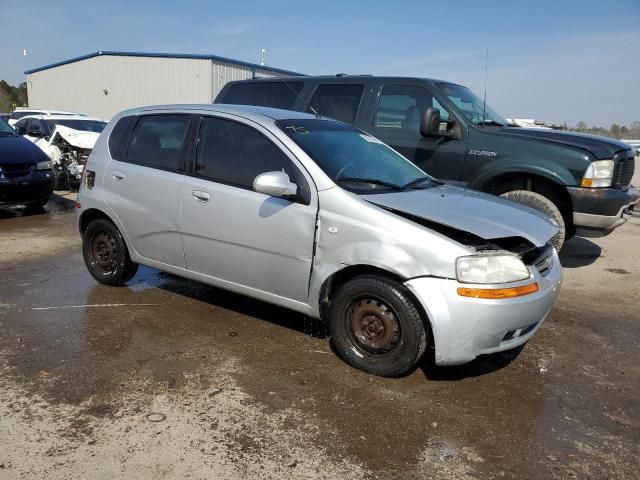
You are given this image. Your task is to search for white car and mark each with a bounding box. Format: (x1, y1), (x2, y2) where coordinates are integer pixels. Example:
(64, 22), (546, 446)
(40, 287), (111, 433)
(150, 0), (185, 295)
(14, 115), (106, 189)
(8, 108), (85, 126)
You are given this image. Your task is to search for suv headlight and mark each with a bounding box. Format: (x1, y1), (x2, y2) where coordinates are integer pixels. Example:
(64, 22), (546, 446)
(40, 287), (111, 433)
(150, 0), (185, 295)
(581, 160), (614, 188)
(456, 253), (531, 284)
(36, 160), (52, 170)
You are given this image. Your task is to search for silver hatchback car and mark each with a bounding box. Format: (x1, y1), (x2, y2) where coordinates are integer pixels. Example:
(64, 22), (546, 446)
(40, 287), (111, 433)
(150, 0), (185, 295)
(77, 104), (562, 377)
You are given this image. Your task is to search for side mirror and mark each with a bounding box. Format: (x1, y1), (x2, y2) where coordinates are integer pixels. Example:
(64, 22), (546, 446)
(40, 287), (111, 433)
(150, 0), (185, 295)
(420, 107), (441, 137)
(253, 171), (298, 198)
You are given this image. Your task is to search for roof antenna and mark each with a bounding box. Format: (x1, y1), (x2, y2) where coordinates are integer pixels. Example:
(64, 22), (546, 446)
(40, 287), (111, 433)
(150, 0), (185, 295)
(482, 47), (488, 128)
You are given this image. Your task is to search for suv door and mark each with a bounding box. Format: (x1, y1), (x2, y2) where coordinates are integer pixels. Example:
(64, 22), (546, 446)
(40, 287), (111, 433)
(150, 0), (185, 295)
(366, 83), (468, 182)
(180, 115), (317, 303)
(103, 113), (191, 267)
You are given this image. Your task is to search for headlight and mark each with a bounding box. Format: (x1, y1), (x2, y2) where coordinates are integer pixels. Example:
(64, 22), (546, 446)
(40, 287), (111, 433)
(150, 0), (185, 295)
(456, 253), (531, 284)
(581, 160), (614, 187)
(36, 160), (52, 170)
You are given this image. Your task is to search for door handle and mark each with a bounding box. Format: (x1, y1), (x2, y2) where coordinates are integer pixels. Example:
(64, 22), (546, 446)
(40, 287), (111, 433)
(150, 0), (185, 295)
(191, 190), (210, 202)
(112, 170), (125, 180)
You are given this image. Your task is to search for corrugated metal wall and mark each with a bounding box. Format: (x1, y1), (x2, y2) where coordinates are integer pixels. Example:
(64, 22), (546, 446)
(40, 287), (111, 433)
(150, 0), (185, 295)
(27, 55), (296, 120)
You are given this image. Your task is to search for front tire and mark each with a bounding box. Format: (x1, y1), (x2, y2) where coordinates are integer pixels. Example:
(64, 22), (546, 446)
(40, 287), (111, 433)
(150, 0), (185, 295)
(82, 219), (138, 286)
(500, 190), (566, 250)
(329, 275), (427, 377)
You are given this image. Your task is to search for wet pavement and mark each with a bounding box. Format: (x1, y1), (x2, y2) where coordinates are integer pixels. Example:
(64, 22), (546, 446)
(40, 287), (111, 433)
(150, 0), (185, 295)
(0, 191), (639, 479)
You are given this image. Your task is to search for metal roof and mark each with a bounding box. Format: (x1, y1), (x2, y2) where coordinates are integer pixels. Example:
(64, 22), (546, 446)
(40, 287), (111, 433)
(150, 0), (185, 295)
(24, 50), (304, 77)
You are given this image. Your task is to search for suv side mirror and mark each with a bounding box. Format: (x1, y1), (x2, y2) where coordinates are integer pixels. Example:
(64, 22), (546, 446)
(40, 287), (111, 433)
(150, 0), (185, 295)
(420, 108), (441, 137)
(253, 171), (298, 198)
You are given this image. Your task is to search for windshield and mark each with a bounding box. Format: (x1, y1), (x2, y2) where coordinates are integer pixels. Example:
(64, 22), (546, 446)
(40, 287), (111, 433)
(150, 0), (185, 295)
(10, 111), (41, 121)
(45, 119), (106, 134)
(276, 119), (435, 193)
(0, 118), (16, 135)
(436, 83), (508, 126)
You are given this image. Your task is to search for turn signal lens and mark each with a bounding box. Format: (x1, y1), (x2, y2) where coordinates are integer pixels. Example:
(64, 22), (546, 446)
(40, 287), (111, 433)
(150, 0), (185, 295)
(580, 178), (593, 187)
(457, 283), (539, 299)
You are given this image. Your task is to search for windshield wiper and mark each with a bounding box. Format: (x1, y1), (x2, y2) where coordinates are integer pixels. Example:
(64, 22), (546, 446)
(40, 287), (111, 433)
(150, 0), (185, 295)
(403, 176), (438, 189)
(337, 177), (403, 190)
(475, 119), (505, 127)
(0, 131), (17, 137)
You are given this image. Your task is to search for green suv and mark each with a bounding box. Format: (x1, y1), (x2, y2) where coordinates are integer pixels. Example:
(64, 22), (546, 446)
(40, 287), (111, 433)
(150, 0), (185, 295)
(215, 76), (638, 249)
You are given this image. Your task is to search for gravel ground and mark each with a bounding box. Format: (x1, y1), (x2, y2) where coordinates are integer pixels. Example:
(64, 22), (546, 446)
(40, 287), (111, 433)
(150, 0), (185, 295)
(0, 175), (638, 479)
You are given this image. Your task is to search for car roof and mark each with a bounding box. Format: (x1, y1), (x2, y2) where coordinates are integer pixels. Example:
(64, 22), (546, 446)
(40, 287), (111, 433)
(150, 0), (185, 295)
(18, 114), (104, 122)
(133, 103), (325, 122)
(225, 75), (455, 85)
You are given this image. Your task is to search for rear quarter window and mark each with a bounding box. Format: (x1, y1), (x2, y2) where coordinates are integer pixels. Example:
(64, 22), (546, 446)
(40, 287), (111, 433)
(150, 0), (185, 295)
(218, 81), (303, 110)
(125, 115), (190, 172)
(108, 116), (137, 160)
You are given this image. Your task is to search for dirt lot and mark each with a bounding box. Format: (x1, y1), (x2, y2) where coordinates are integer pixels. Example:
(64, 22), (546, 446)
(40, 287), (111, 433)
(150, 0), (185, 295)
(1, 179), (639, 479)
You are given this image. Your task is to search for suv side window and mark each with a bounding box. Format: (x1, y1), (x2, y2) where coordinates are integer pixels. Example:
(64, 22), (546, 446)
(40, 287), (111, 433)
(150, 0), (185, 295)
(219, 81), (303, 109)
(307, 84), (364, 124)
(196, 116), (309, 203)
(373, 84), (450, 135)
(125, 114), (190, 171)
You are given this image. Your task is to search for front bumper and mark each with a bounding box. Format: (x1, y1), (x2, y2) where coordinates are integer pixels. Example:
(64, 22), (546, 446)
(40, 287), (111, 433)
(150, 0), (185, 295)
(568, 185), (639, 234)
(0, 170), (55, 206)
(405, 250), (563, 366)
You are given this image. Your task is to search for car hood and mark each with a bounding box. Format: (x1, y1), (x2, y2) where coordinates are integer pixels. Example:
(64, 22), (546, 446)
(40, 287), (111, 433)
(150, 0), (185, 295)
(53, 125), (100, 149)
(498, 127), (631, 159)
(361, 184), (558, 247)
(0, 135), (49, 165)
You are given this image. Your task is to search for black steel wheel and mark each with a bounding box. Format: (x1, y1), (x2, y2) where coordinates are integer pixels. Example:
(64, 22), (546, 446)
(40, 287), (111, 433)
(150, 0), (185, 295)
(329, 275), (427, 377)
(82, 218), (138, 286)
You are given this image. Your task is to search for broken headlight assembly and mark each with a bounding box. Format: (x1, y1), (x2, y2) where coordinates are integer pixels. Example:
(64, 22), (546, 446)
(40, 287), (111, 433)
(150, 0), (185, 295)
(581, 159), (614, 188)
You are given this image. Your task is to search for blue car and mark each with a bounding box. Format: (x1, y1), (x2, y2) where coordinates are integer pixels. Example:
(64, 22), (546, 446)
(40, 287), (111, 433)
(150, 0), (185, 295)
(0, 118), (55, 208)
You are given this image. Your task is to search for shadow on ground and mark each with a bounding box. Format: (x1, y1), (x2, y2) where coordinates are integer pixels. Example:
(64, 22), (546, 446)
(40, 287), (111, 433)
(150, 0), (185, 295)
(0, 191), (76, 219)
(559, 236), (602, 268)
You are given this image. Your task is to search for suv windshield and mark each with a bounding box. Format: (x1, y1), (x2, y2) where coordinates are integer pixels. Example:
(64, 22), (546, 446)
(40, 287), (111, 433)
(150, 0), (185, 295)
(44, 119), (106, 135)
(436, 83), (508, 126)
(276, 119), (436, 193)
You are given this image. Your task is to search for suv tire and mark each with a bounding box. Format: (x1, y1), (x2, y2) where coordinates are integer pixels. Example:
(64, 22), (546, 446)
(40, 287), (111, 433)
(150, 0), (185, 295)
(329, 275), (427, 377)
(500, 190), (565, 250)
(82, 218), (138, 286)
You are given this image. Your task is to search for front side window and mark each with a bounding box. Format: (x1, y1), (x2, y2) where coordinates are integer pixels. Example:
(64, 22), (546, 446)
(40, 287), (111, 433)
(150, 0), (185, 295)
(373, 84), (450, 134)
(307, 84), (364, 124)
(125, 115), (190, 171)
(277, 119), (435, 194)
(219, 81), (303, 110)
(436, 83), (507, 126)
(196, 116), (300, 191)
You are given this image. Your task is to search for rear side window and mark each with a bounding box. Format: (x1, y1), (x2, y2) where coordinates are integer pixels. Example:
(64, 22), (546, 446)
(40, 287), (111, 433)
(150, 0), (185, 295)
(196, 116), (309, 202)
(219, 81), (303, 110)
(307, 84), (364, 124)
(125, 115), (190, 171)
(108, 116), (137, 160)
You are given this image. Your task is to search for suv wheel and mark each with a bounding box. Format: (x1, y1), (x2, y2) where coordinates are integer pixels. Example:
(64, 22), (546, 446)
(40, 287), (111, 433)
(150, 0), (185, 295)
(82, 218), (138, 286)
(329, 275), (427, 377)
(500, 190), (566, 250)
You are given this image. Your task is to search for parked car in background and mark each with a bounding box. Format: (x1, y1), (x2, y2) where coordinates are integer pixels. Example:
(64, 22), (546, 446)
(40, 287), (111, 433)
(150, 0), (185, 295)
(216, 77), (638, 250)
(76, 104), (562, 377)
(0, 117), (54, 208)
(8, 107), (84, 126)
(14, 115), (106, 189)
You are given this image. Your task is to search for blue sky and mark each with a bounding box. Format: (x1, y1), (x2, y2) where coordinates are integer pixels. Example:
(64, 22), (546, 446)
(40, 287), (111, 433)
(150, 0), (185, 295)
(1, 0), (639, 126)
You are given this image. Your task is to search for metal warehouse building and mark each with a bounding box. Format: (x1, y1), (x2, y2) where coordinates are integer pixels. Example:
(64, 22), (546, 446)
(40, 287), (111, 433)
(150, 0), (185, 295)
(24, 51), (302, 120)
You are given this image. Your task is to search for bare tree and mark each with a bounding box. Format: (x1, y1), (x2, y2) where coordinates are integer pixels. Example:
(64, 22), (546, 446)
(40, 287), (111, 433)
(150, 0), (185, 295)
(0, 88), (11, 113)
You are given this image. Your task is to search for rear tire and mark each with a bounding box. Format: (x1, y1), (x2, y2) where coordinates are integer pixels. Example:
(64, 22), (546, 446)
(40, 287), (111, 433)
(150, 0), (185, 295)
(500, 190), (566, 250)
(82, 218), (138, 286)
(329, 275), (427, 377)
